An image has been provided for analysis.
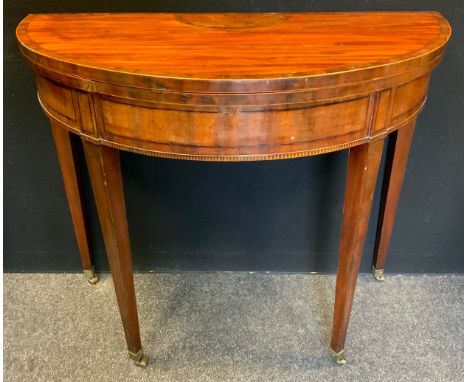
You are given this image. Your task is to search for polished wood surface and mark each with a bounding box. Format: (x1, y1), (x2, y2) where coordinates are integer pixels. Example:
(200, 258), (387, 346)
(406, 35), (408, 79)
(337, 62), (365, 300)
(17, 12), (450, 161)
(16, 12), (450, 365)
(17, 13), (448, 85)
(50, 121), (94, 273)
(373, 121), (416, 273)
(82, 141), (142, 355)
(331, 138), (384, 355)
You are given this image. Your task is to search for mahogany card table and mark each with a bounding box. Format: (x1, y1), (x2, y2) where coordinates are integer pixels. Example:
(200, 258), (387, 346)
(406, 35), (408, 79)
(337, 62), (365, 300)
(16, 12), (450, 366)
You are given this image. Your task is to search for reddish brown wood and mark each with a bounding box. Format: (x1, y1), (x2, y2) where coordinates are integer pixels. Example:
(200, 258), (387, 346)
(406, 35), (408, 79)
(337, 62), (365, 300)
(17, 12), (450, 161)
(50, 121), (94, 272)
(16, 13), (450, 92)
(331, 139), (384, 354)
(15, 12), (451, 365)
(373, 121), (416, 272)
(82, 140), (142, 355)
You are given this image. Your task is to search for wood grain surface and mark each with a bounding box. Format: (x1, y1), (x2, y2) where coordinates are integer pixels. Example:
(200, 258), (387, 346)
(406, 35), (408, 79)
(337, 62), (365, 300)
(17, 12), (449, 90)
(16, 12), (451, 364)
(17, 12), (450, 161)
(331, 138), (384, 354)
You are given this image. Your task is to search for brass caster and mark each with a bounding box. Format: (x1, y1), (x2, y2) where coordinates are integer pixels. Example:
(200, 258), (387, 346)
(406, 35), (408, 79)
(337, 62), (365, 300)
(129, 349), (149, 368)
(330, 349), (346, 365)
(83, 267), (99, 285)
(372, 266), (385, 282)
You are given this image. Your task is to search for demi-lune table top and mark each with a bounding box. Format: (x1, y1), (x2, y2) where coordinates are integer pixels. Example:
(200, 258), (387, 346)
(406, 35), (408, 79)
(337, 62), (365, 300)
(16, 12), (450, 162)
(17, 12), (450, 91)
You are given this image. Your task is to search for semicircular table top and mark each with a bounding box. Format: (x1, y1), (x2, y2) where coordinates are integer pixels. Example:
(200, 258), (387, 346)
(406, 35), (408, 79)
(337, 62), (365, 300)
(17, 12), (450, 93)
(16, 12), (450, 162)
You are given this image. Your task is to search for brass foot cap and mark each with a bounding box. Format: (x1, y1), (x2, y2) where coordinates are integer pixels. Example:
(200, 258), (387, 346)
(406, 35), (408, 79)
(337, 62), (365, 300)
(372, 266), (385, 282)
(129, 349), (149, 368)
(83, 267), (99, 285)
(330, 349), (346, 365)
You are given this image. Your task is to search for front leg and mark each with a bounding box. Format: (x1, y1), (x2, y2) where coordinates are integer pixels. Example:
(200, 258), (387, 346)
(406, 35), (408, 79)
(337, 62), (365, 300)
(330, 139), (384, 363)
(82, 140), (148, 367)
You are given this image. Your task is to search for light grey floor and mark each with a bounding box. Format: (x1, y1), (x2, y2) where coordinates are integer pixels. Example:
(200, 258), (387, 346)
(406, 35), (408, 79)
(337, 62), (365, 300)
(3, 273), (463, 382)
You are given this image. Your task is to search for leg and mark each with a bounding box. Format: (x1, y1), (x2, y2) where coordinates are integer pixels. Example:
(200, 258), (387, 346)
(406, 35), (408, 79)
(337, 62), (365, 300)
(82, 140), (148, 367)
(330, 139), (384, 364)
(50, 121), (98, 284)
(372, 121), (416, 281)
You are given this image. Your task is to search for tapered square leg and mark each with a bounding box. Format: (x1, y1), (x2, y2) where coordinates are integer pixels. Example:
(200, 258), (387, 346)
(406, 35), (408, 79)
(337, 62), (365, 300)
(330, 139), (384, 362)
(372, 121), (416, 281)
(83, 140), (148, 367)
(50, 122), (98, 284)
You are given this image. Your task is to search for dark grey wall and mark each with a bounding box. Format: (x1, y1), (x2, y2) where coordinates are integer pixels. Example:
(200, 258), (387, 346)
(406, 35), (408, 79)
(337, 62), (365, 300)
(5, 1), (463, 273)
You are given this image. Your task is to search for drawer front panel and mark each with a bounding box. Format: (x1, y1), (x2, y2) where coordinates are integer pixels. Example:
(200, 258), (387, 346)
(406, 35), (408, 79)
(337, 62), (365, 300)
(98, 96), (370, 157)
